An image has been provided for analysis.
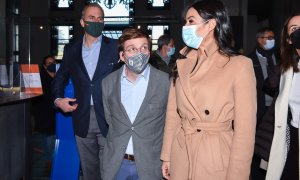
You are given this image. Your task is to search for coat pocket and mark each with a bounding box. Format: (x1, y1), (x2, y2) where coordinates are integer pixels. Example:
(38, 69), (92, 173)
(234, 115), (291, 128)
(209, 134), (224, 171)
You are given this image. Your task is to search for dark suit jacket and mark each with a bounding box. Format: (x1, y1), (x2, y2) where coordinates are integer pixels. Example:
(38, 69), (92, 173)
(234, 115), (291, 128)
(52, 36), (119, 138)
(248, 50), (279, 126)
(149, 51), (175, 75)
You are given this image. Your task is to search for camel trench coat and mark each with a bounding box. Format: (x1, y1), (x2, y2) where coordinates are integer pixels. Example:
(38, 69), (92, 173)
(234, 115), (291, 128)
(161, 40), (257, 180)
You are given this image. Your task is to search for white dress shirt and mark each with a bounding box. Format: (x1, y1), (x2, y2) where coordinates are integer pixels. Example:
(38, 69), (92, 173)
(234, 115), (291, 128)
(121, 65), (150, 155)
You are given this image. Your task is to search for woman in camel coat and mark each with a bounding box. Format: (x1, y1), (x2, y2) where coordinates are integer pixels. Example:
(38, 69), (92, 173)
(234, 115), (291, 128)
(160, 1), (257, 180)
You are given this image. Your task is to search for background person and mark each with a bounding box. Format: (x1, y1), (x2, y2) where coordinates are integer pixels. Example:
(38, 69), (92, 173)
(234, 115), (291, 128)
(149, 34), (176, 74)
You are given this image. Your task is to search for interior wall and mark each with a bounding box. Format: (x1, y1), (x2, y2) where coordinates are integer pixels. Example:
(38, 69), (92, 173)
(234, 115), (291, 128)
(0, 0), (6, 65)
(15, 0), (300, 65)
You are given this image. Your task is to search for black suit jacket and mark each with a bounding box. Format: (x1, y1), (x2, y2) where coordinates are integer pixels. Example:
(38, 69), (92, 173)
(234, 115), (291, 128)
(52, 36), (119, 137)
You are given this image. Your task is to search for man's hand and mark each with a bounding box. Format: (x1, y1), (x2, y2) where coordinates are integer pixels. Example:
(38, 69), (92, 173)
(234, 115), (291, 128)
(55, 98), (78, 113)
(162, 161), (170, 179)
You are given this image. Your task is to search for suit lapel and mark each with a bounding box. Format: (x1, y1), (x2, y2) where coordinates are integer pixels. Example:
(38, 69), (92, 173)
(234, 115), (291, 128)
(114, 67), (132, 125)
(93, 36), (109, 81)
(133, 66), (156, 125)
(252, 54), (265, 84)
(75, 41), (90, 80)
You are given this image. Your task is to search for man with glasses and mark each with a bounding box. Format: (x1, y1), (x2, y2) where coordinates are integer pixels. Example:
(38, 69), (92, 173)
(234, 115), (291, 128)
(52, 3), (119, 179)
(101, 28), (170, 180)
(248, 27), (280, 180)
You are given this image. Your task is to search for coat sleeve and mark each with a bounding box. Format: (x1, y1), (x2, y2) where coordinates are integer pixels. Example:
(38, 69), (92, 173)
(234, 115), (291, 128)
(51, 45), (70, 101)
(160, 79), (182, 161)
(227, 59), (257, 180)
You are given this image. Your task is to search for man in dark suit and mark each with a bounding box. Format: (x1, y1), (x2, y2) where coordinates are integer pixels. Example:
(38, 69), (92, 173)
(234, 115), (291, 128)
(149, 34), (176, 75)
(51, 3), (118, 180)
(102, 28), (170, 180)
(248, 27), (279, 180)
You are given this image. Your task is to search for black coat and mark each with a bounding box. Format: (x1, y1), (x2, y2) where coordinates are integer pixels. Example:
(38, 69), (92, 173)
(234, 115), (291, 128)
(248, 49), (279, 126)
(254, 65), (280, 161)
(149, 51), (175, 75)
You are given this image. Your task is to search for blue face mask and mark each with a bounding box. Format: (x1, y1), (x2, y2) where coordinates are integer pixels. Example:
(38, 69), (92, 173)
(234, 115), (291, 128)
(182, 21), (209, 49)
(167, 47), (175, 57)
(264, 39), (275, 50)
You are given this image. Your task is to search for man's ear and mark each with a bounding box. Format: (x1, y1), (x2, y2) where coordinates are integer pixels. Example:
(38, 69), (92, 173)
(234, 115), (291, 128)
(80, 19), (85, 28)
(119, 51), (125, 63)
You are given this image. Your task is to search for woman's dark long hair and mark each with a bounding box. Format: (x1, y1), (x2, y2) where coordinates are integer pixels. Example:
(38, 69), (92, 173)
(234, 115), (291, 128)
(280, 13), (300, 73)
(171, 0), (239, 81)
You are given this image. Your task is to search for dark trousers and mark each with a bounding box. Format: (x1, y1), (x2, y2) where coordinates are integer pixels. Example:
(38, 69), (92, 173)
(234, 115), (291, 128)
(250, 105), (269, 180)
(75, 106), (105, 180)
(281, 125), (299, 180)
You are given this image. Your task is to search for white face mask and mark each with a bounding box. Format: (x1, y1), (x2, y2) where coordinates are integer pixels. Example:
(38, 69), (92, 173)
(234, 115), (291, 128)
(264, 39), (275, 50)
(182, 20), (209, 49)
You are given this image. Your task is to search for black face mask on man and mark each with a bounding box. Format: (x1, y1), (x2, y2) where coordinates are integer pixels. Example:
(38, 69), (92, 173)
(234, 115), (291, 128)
(84, 21), (104, 38)
(47, 63), (56, 73)
(290, 28), (300, 49)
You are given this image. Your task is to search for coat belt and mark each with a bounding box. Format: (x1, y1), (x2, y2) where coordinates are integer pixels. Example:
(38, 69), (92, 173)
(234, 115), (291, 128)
(180, 118), (233, 180)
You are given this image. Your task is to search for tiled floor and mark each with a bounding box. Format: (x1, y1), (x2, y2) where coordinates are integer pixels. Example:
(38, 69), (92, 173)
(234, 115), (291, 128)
(30, 133), (55, 180)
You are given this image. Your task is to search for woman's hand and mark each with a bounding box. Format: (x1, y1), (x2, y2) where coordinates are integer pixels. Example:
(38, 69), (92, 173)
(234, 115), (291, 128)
(162, 161), (170, 179)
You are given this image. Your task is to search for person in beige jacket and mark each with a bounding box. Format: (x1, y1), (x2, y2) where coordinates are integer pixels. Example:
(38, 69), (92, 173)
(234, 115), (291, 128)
(160, 1), (257, 180)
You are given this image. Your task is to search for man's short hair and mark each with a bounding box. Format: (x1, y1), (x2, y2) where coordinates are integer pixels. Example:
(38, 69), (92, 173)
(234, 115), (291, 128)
(157, 34), (173, 50)
(81, 3), (104, 19)
(256, 27), (274, 39)
(42, 55), (54, 65)
(118, 28), (151, 51)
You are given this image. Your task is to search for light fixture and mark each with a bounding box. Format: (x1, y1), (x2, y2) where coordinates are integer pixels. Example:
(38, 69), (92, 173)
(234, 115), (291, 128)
(88, 0), (131, 9)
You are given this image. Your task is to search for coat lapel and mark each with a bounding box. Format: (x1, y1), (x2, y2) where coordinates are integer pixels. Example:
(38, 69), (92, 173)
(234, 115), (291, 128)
(176, 49), (202, 119)
(275, 67), (293, 127)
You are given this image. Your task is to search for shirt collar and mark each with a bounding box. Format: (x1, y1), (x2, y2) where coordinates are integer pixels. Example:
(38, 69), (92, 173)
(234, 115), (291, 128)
(121, 64), (150, 81)
(82, 35), (102, 48)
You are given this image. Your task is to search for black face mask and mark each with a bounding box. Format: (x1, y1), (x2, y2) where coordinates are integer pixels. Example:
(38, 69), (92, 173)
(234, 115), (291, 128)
(47, 63), (56, 73)
(290, 28), (300, 49)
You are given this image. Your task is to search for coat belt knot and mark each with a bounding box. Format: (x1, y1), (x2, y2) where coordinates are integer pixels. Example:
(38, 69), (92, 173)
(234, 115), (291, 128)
(180, 118), (233, 179)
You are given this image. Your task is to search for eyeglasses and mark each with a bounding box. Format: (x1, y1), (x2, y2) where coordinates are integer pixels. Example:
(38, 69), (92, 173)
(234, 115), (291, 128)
(124, 45), (149, 54)
(260, 36), (275, 40)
